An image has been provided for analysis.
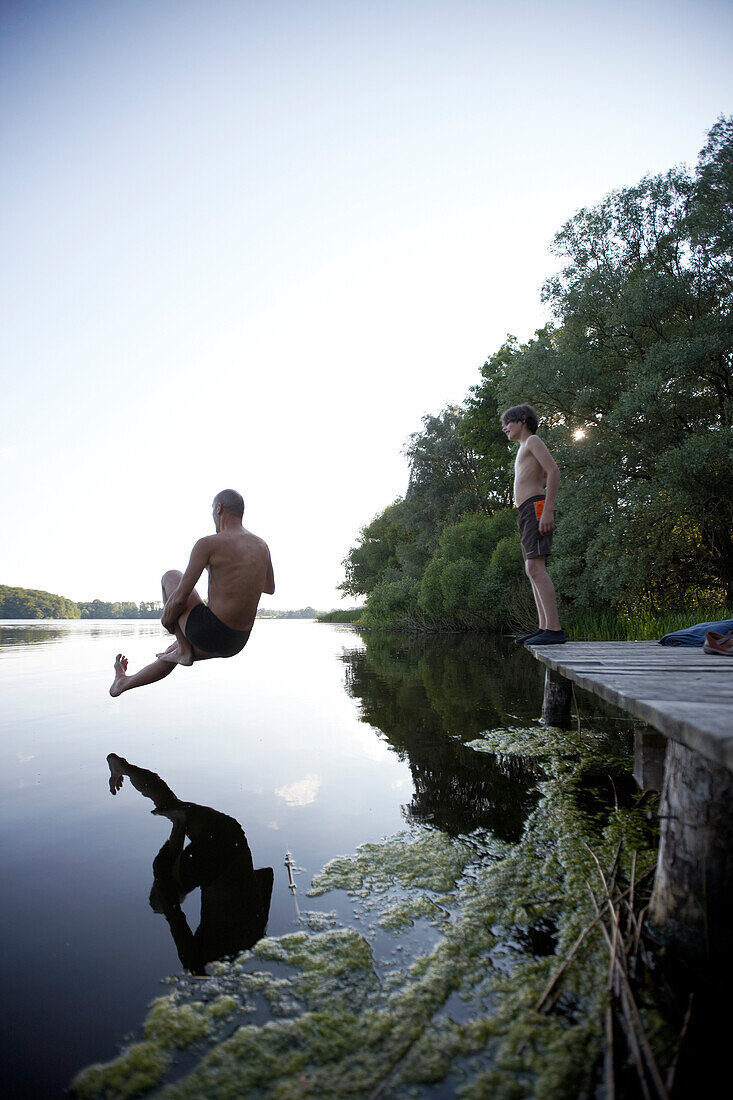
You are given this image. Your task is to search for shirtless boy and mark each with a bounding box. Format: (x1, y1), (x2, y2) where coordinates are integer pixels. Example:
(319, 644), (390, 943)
(110, 489), (275, 696)
(501, 405), (566, 645)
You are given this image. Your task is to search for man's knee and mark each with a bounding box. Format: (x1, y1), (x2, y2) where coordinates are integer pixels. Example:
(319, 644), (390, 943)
(161, 569), (183, 597)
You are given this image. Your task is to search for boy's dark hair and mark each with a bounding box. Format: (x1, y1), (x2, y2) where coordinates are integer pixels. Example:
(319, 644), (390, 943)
(501, 404), (539, 434)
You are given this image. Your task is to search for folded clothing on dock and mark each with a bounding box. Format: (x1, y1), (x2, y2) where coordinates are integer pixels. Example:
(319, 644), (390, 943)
(658, 619), (733, 647)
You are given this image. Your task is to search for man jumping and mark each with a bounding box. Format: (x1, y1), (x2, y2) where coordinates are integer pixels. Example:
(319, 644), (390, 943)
(110, 489), (274, 696)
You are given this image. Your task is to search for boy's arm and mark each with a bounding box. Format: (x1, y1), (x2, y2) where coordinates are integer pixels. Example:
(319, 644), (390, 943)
(161, 538), (212, 630)
(526, 437), (560, 533)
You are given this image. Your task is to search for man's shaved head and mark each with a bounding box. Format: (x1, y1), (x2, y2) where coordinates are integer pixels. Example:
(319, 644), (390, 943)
(214, 489), (245, 519)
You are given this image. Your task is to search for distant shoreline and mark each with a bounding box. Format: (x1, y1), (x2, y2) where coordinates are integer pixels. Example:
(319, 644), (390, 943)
(0, 585), (357, 622)
(0, 612), (321, 621)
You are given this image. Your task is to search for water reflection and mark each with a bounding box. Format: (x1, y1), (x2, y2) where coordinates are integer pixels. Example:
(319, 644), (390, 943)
(341, 632), (547, 840)
(0, 623), (71, 646)
(0, 620), (166, 649)
(106, 754), (273, 974)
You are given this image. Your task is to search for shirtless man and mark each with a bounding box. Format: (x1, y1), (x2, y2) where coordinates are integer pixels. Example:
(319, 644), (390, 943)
(501, 404), (566, 645)
(110, 489), (275, 696)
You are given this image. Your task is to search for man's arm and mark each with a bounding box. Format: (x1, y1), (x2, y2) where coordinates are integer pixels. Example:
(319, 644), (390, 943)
(264, 552), (275, 595)
(526, 436), (560, 533)
(161, 538), (211, 631)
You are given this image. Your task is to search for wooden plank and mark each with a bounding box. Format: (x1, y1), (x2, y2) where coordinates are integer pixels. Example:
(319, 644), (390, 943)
(527, 641), (733, 771)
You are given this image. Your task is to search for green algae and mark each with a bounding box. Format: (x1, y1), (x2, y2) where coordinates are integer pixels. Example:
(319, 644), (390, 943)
(70, 720), (668, 1099)
(308, 828), (474, 898)
(206, 995), (238, 1020)
(70, 1041), (171, 1099)
(299, 908), (339, 932)
(254, 927), (373, 975)
(467, 725), (578, 757)
(144, 999), (211, 1047)
(379, 894), (444, 931)
(467, 723), (623, 764)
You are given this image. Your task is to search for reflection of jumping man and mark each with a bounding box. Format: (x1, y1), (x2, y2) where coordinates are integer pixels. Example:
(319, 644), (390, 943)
(110, 489), (275, 696)
(107, 753), (273, 972)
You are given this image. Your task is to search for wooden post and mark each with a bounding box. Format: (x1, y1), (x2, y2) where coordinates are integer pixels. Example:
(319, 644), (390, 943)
(650, 738), (733, 965)
(632, 727), (666, 792)
(541, 668), (572, 728)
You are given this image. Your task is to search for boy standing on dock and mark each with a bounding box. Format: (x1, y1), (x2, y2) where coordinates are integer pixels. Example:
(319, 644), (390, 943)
(501, 404), (567, 645)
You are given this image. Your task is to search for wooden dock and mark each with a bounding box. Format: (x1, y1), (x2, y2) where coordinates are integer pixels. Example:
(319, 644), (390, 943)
(526, 641), (733, 771)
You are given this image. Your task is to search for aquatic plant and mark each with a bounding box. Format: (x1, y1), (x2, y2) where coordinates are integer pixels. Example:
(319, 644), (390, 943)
(70, 722), (671, 1099)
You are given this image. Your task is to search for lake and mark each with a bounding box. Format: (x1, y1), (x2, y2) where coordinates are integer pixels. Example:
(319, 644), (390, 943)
(1, 619), (660, 1098)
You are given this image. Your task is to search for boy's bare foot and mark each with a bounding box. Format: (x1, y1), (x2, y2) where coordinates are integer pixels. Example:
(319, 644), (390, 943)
(156, 642), (194, 667)
(107, 752), (125, 794)
(110, 654), (129, 697)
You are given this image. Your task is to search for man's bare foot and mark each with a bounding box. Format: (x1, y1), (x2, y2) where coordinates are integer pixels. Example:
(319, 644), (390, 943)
(110, 654), (129, 697)
(156, 642), (194, 667)
(107, 752), (125, 794)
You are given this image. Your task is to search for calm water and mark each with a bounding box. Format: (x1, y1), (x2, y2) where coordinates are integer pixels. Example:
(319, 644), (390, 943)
(0, 620), (635, 1097)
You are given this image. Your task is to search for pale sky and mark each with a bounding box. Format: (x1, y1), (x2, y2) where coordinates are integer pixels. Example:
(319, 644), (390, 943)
(2, 0), (731, 610)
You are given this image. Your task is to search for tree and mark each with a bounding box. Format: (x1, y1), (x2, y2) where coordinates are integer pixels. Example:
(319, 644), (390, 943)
(341, 406), (495, 602)
(462, 343), (517, 511)
(495, 120), (733, 608)
(339, 500), (412, 598)
(0, 585), (80, 618)
(404, 406), (490, 521)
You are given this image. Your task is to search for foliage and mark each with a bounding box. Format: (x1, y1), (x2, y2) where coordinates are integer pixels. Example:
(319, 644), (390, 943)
(340, 408), (502, 605)
(357, 511), (525, 631)
(403, 406), (494, 523)
(343, 117), (733, 627)
(0, 584), (80, 619)
(315, 608), (364, 623)
(462, 341), (517, 509)
(78, 600), (163, 619)
(0, 587), (169, 619)
(416, 511), (523, 630)
(362, 575), (421, 626)
(256, 607), (318, 619)
(339, 499), (412, 598)
(342, 408), (522, 629)
(0, 586), (324, 623)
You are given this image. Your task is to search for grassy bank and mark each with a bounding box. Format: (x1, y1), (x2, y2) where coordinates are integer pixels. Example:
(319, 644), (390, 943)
(317, 604), (733, 641)
(564, 606), (733, 642)
(317, 608), (364, 624)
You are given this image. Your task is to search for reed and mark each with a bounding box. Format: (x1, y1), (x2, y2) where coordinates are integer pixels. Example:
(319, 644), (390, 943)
(564, 607), (732, 642)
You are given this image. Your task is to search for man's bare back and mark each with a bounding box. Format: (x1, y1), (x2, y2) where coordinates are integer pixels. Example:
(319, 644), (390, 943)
(178, 527), (274, 634)
(110, 490), (274, 696)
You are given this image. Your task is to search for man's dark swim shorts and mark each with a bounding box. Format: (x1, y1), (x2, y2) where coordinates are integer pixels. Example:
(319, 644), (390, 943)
(517, 495), (553, 560)
(184, 604), (251, 658)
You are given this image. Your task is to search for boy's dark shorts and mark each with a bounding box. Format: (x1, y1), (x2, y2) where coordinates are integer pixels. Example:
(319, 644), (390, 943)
(517, 495), (553, 560)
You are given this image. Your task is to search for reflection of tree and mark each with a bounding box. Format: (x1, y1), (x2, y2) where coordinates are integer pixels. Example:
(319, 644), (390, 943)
(341, 633), (546, 840)
(0, 624), (70, 646)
